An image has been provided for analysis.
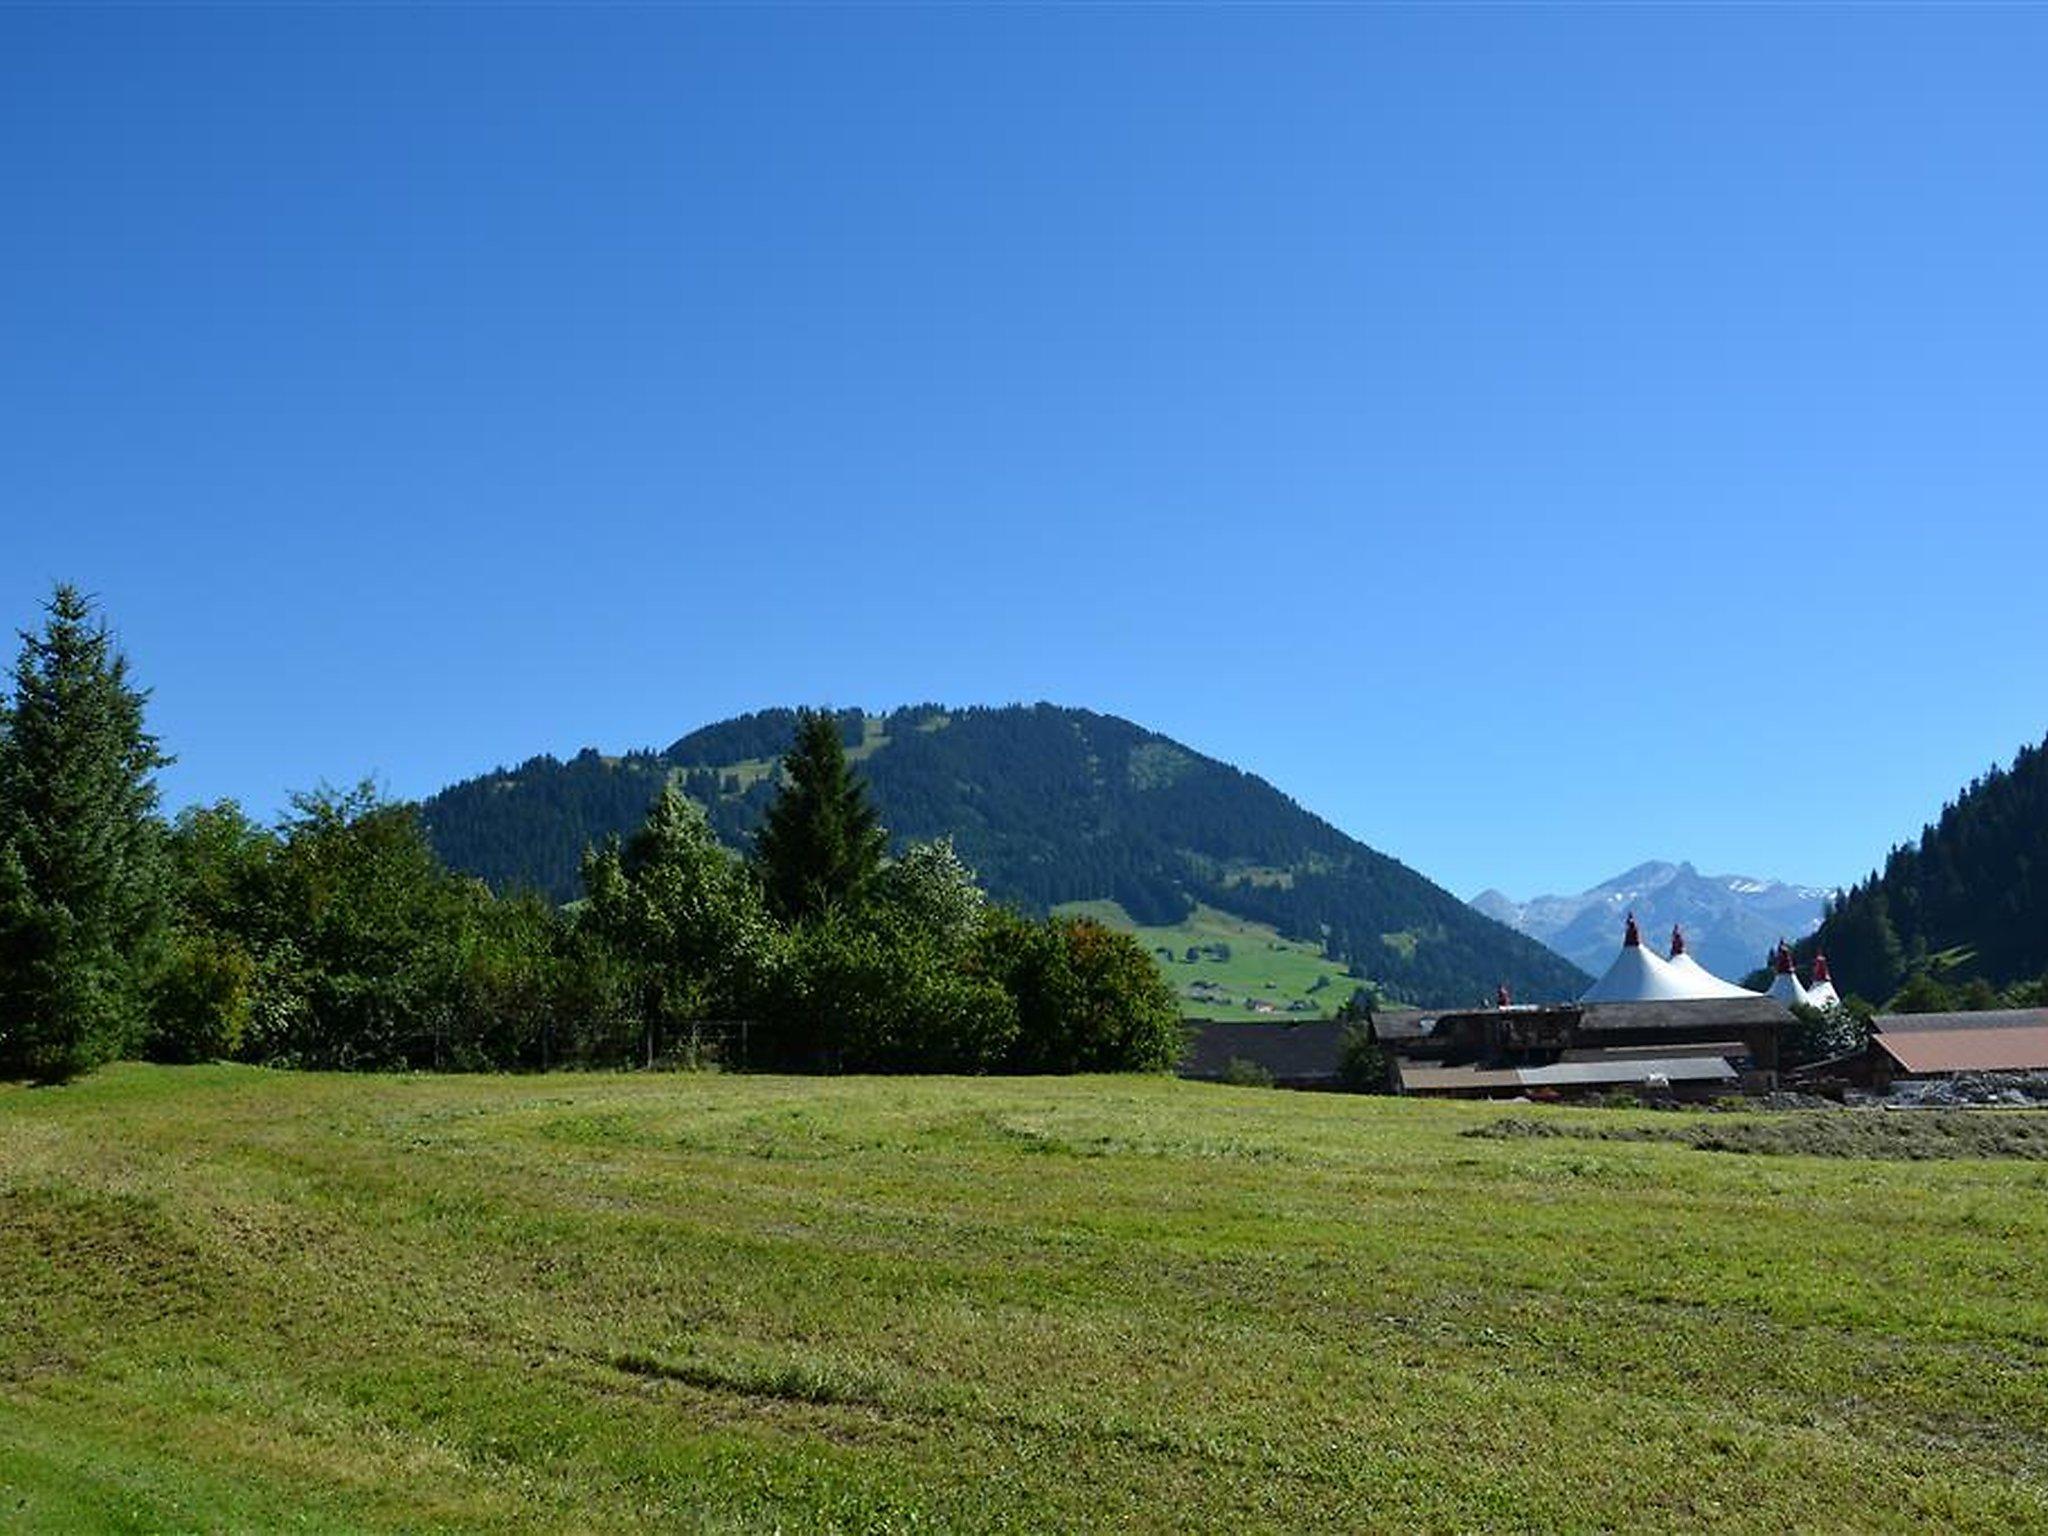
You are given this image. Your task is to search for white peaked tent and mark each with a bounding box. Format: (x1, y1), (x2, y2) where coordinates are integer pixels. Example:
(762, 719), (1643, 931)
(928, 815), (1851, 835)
(1664, 925), (1762, 999)
(1579, 914), (1704, 1003)
(1805, 952), (1840, 1010)
(1765, 940), (1810, 1008)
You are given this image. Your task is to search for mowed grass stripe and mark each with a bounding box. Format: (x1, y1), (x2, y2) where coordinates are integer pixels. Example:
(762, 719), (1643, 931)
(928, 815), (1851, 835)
(3, 1066), (2046, 1531)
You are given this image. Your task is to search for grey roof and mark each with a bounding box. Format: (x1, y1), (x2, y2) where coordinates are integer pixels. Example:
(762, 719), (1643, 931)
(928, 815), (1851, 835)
(1408, 999), (1789, 1036)
(1179, 1020), (1345, 1082)
(1370, 1009), (1440, 1043)
(1425, 1005), (1579, 1032)
(1399, 1055), (1737, 1093)
(1519, 1056), (1737, 1087)
(1576, 997), (1793, 1033)
(1558, 1041), (1746, 1062)
(1873, 1007), (2048, 1035)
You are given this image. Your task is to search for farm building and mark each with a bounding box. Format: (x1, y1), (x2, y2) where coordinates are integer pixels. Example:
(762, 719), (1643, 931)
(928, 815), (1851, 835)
(1377, 995), (1791, 1097)
(1396, 1051), (1740, 1099)
(1863, 1007), (2048, 1087)
(1178, 1019), (1348, 1088)
(1178, 995), (1794, 1097)
(1369, 916), (1793, 1098)
(1179, 919), (1798, 1097)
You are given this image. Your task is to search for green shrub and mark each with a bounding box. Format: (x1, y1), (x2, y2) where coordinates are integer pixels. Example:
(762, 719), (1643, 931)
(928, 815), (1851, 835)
(976, 911), (1184, 1073)
(764, 913), (1017, 1074)
(145, 927), (256, 1063)
(1220, 1057), (1274, 1088)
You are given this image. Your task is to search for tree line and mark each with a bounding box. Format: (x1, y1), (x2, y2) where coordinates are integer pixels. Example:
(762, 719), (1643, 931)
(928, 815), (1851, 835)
(1789, 733), (2048, 1011)
(423, 701), (1591, 1004)
(0, 587), (1184, 1084)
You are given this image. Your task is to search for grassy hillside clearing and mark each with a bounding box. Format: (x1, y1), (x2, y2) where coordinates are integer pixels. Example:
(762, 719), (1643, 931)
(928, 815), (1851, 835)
(1055, 900), (1359, 1020)
(4, 1067), (2048, 1532)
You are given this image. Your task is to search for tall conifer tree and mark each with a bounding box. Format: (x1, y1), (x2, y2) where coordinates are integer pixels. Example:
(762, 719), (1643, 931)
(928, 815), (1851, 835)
(0, 585), (171, 1081)
(753, 710), (886, 922)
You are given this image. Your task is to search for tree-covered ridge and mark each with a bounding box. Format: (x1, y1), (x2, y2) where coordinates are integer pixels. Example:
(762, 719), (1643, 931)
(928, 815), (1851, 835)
(422, 703), (1589, 1006)
(1798, 733), (2048, 1002)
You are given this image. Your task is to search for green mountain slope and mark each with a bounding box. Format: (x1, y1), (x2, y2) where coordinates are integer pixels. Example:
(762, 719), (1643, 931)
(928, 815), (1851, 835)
(1797, 731), (2048, 999)
(1055, 900), (1362, 1021)
(421, 704), (1588, 1005)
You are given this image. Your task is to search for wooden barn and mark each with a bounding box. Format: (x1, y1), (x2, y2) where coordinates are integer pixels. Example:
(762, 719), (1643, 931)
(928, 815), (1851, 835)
(1178, 996), (1795, 1098)
(1865, 1007), (2048, 1087)
(1374, 997), (1792, 1098)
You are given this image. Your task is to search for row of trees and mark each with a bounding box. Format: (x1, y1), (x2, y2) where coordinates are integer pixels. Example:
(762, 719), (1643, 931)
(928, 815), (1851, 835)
(0, 588), (1184, 1083)
(1796, 734), (2048, 1002)
(421, 701), (1594, 1006)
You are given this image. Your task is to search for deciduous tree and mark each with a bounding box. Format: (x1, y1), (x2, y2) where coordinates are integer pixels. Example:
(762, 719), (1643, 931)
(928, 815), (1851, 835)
(581, 782), (776, 1035)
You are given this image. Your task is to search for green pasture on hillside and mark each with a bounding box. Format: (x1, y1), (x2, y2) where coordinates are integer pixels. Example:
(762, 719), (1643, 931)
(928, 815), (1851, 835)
(1054, 900), (1359, 1020)
(4, 1066), (2048, 1531)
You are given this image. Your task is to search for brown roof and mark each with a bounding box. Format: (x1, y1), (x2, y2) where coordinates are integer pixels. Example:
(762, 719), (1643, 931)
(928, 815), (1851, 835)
(1873, 1007), (2048, 1035)
(1874, 1022), (2048, 1076)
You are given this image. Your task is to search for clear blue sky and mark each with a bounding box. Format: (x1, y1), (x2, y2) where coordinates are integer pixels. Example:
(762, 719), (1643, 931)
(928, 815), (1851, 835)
(5, 5), (2046, 901)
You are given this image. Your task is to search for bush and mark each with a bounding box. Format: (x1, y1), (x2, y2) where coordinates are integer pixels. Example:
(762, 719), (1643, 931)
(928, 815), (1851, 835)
(579, 785), (777, 1034)
(254, 785), (475, 1071)
(1784, 1000), (1871, 1066)
(976, 912), (1185, 1073)
(146, 927), (256, 1063)
(763, 913), (1016, 1073)
(1220, 1057), (1274, 1088)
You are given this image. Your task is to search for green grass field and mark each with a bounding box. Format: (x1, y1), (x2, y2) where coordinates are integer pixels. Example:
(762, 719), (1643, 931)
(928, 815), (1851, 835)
(1054, 900), (1359, 1020)
(5, 1066), (2048, 1532)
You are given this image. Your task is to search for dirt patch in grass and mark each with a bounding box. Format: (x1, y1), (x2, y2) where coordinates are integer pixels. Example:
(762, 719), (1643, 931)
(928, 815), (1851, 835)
(0, 1185), (217, 1315)
(0, 1184), (218, 1382)
(1467, 1110), (2048, 1161)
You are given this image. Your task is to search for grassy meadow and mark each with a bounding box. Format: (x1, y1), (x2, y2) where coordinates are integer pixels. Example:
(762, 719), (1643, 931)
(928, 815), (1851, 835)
(4, 1066), (2048, 1532)
(1054, 900), (1358, 1020)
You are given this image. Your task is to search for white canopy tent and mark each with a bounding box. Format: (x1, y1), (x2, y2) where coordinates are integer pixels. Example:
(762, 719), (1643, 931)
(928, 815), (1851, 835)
(1578, 914), (1712, 1003)
(1804, 952), (1840, 1010)
(1664, 925), (1762, 999)
(1764, 940), (1810, 1008)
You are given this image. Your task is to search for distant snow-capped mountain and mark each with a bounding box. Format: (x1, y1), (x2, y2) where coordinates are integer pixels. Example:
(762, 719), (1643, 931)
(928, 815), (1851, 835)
(1471, 861), (1830, 984)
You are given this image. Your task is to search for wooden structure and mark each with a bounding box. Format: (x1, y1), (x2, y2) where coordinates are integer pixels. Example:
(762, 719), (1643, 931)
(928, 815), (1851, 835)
(1178, 1019), (1348, 1088)
(1374, 996), (1792, 1097)
(1865, 1007), (2048, 1087)
(1179, 996), (1795, 1098)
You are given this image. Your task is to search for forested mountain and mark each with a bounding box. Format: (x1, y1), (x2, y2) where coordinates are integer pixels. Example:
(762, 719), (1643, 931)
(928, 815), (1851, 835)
(1796, 733), (2048, 1000)
(422, 704), (1588, 1006)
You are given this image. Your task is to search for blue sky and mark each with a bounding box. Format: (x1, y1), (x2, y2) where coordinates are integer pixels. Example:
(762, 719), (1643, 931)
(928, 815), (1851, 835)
(5, 5), (2045, 901)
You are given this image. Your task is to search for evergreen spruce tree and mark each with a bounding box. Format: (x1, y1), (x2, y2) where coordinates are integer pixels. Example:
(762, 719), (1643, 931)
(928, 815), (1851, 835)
(753, 710), (887, 923)
(0, 586), (171, 1081)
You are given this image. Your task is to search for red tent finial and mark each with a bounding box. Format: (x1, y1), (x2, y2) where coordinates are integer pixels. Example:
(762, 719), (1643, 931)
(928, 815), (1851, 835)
(1669, 924), (1686, 957)
(1623, 912), (1641, 948)
(1813, 951), (1832, 984)
(1774, 939), (1794, 975)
